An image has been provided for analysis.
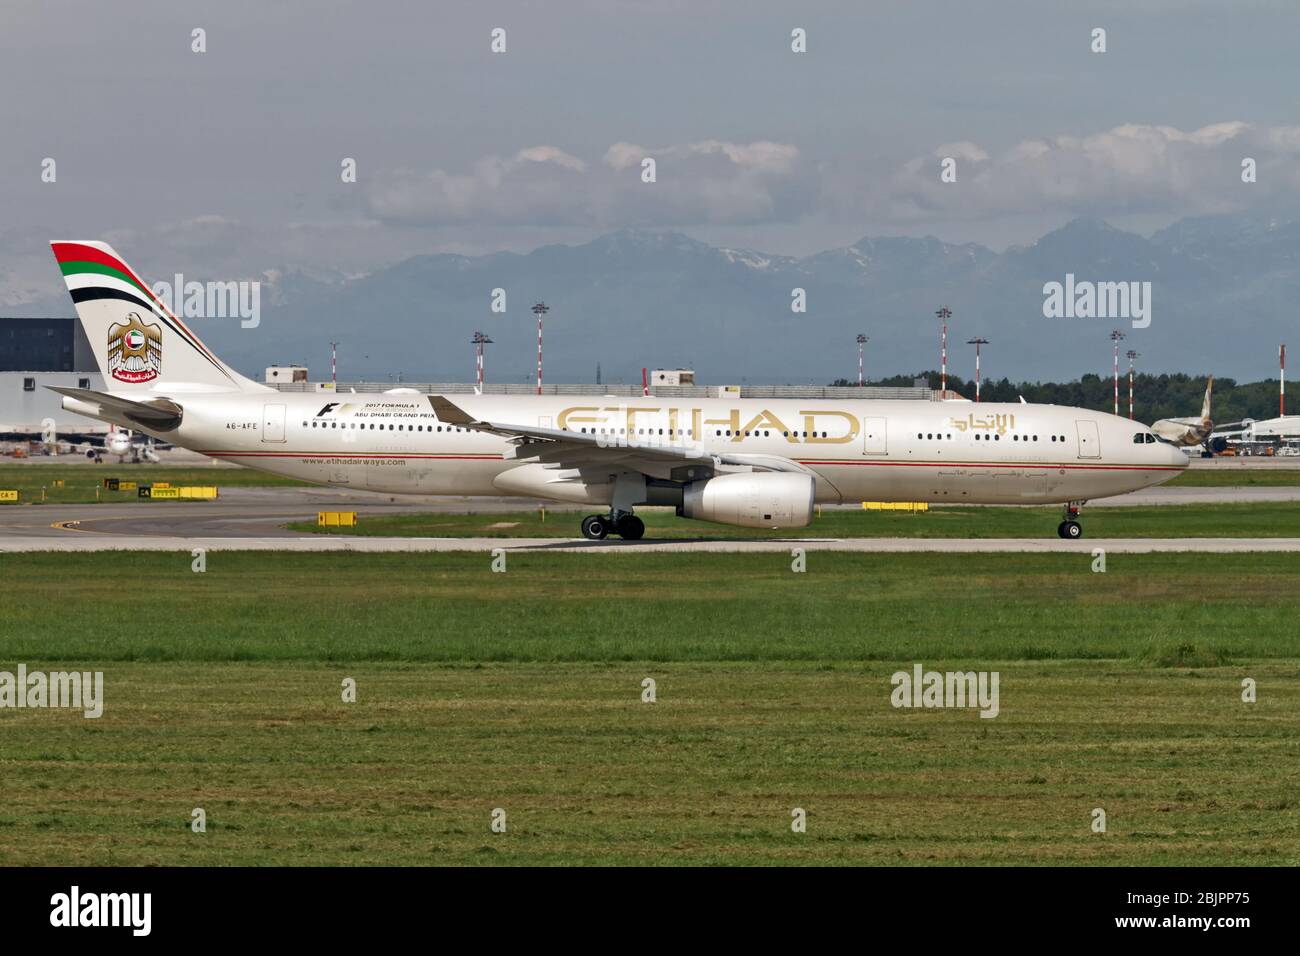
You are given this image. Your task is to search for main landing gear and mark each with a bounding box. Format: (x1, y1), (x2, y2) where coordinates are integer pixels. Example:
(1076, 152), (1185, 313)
(580, 512), (645, 541)
(1056, 502), (1084, 539)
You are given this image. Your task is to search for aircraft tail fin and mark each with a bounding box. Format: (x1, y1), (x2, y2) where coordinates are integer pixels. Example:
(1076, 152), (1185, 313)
(50, 240), (269, 394)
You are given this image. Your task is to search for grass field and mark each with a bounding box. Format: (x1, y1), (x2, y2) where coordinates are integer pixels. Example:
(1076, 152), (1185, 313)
(0, 463), (309, 504)
(290, 501), (1300, 539)
(1169, 467), (1300, 487)
(0, 462), (1298, 508)
(1, 550), (1298, 865)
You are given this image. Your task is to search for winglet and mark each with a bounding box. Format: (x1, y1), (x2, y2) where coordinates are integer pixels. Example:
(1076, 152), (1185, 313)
(429, 395), (476, 425)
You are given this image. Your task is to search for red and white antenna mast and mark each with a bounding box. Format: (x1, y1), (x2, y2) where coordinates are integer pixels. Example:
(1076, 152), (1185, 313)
(1126, 350), (1139, 420)
(1110, 330), (1126, 416)
(329, 341), (338, 386)
(532, 302), (549, 395)
(472, 331), (493, 390)
(967, 337), (988, 402)
(936, 308), (952, 395)
(856, 334), (868, 387)
(1281, 344), (1287, 417)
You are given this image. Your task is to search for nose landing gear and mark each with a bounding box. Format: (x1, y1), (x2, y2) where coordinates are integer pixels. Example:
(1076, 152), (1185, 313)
(1056, 502), (1084, 539)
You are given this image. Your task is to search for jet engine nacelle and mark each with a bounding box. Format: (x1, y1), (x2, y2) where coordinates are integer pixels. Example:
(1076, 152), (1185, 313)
(679, 472), (815, 529)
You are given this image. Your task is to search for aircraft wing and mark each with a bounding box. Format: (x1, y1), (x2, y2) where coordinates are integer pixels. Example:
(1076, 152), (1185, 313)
(428, 395), (815, 480)
(1, 428), (103, 442)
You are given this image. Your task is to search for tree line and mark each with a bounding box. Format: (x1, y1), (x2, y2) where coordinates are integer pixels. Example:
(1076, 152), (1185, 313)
(828, 371), (1286, 425)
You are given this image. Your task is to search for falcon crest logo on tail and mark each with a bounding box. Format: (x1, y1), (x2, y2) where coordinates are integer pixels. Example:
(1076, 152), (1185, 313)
(107, 313), (162, 383)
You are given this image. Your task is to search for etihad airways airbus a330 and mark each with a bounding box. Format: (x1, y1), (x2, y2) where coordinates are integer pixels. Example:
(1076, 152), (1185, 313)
(48, 241), (1188, 540)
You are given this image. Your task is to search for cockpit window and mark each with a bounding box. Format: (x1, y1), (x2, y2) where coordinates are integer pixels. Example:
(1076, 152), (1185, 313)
(1133, 432), (1145, 444)
(1134, 432), (1157, 444)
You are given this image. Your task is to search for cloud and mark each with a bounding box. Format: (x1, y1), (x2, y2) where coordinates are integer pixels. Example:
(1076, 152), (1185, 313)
(362, 123), (1300, 233)
(366, 146), (592, 226)
(104, 215), (246, 257)
(365, 139), (808, 227)
(869, 121), (1300, 222)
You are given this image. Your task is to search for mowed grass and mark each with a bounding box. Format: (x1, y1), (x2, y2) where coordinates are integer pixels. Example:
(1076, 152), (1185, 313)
(290, 501), (1300, 539)
(2, 551), (1298, 865)
(2, 551), (1298, 662)
(0, 463), (309, 504)
(1170, 467), (1300, 486)
(2, 660), (1297, 866)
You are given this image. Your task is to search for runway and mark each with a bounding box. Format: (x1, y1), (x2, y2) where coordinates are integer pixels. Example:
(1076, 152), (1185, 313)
(1, 485), (1296, 554)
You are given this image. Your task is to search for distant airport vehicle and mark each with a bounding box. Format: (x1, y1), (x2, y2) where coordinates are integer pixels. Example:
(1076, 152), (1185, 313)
(48, 241), (1187, 539)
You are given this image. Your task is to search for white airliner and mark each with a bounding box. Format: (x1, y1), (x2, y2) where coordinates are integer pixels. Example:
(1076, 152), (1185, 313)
(47, 241), (1188, 539)
(1, 420), (160, 462)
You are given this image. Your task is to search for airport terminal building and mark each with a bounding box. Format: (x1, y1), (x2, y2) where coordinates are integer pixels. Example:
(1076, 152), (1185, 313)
(0, 317), (104, 432)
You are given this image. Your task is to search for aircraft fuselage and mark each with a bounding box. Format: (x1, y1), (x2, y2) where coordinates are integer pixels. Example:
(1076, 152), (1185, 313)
(118, 392), (1187, 505)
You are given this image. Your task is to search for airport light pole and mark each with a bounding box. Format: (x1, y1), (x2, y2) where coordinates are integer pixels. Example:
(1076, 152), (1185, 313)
(856, 334), (868, 387)
(532, 302), (549, 395)
(967, 337), (989, 402)
(1110, 329), (1126, 416)
(472, 331), (493, 390)
(936, 307), (952, 395)
(1126, 350), (1139, 420)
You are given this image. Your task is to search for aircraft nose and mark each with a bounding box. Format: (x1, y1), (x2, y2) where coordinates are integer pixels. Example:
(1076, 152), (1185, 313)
(1166, 444), (1190, 469)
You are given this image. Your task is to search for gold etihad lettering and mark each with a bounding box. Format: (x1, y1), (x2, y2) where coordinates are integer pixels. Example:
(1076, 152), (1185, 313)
(949, 412), (1016, 435)
(740, 409), (796, 442)
(801, 410), (859, 444)
(556, 405), (859, 444)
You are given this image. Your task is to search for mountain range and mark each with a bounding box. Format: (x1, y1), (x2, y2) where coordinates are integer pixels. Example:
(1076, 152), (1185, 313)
(13, 215), (1298, 385)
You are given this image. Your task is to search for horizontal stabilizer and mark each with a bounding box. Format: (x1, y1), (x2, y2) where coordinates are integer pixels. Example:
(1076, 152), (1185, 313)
(46, 386), (183, 430)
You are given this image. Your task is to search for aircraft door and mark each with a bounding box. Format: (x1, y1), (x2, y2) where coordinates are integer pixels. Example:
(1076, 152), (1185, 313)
(1075, 419), (1100, 459)
(863, 416), (887, 455)
(262, 403), (287, 443)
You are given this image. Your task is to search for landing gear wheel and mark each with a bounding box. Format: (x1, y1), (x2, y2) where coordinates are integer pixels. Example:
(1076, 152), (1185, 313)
(580, 515), (609, 540)
(617, 515), (645, 540)
(1057, 520), (1082, 539)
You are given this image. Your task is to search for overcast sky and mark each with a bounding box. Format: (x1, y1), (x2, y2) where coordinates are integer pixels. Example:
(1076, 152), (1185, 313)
(4, 0), (1300, 294)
